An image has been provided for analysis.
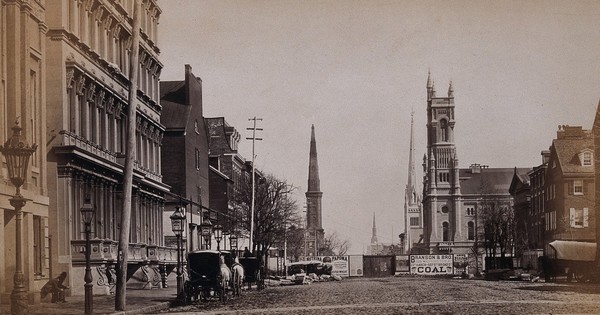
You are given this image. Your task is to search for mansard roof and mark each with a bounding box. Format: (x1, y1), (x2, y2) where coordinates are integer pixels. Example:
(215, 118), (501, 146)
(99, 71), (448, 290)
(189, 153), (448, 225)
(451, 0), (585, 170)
(459, 167), (529, 195)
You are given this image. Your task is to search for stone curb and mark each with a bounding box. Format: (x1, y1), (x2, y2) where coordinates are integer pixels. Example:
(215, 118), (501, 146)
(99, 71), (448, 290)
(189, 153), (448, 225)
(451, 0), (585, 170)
(110, 301), (171, 315)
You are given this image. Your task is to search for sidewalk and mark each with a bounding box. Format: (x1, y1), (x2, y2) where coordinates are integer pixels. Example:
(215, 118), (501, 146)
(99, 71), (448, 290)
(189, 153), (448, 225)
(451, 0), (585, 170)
(0, 285), (176, 315)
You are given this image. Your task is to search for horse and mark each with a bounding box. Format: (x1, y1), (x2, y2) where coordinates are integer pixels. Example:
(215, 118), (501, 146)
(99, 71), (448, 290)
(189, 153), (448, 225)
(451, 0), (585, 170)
(231, 257), (245, 297)
(218, 254), (232, 301)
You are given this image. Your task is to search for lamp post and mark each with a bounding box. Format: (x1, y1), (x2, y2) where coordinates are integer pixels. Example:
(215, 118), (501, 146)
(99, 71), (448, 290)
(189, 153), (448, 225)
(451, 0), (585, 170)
(0, 121), (37, 315)
(200, 216), (212, 250)
(213, 225), (223, 252)
(80, 197), (95, 315)
(170, 206), (186, 300)
(229, 234), (238, 256)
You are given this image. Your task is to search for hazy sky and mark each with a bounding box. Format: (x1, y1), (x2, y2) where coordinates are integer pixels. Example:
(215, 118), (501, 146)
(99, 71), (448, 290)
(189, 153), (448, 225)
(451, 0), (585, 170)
(159, 0), (600, 254)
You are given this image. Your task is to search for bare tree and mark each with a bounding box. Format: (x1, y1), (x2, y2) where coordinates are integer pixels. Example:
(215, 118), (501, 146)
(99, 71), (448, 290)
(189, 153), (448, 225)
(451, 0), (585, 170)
(233, 172), (302, 263)
(319, 231), (350, 256)
(478, 179), (515, 270)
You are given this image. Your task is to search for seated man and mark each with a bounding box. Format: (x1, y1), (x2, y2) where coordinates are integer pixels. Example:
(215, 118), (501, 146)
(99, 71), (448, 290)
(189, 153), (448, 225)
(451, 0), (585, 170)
(41, 272), (69, 303)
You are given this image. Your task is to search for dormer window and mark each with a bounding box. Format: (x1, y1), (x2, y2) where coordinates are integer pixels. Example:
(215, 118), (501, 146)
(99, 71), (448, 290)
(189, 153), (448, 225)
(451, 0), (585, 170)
(582, 151), (592, 166)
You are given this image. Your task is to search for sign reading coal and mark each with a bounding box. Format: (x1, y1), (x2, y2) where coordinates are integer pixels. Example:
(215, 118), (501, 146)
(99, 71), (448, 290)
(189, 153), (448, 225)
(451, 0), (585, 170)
(410, 255), (454, 275)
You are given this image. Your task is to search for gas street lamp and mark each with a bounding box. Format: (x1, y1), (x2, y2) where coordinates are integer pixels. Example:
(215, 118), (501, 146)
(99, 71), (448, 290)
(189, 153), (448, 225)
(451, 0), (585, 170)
(170, 206), (186, 300)
(0, 121), (37, 315)
(229, 233), (238, 254)
(200, 216), (212, 250)
(213, 225), (223, 251)
(80, 197), (95, 315)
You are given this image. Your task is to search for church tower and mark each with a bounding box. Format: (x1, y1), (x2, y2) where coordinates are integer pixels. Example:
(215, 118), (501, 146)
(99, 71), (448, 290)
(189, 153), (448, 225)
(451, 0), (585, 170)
(422, 72), (462, 252)
(404, 112), (423, 253)
(306, 125), (324, 256)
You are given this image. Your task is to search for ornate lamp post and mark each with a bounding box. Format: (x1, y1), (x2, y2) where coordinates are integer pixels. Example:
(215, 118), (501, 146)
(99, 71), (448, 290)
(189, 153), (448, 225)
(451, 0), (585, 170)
(80, 197), (95, 315)
(0, 121), (37, 315)
(229, 233), (238, 255)
(200, 216), (212, 250)
(170, 206), (186, 300)
(213, 225), (223, 252)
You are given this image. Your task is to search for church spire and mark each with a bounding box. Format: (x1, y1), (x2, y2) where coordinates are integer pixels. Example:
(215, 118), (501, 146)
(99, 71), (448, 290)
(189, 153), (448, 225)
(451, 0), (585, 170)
(371, 212), (378, 244)
(407, 111), (417, 193)
(307, 124), (320, 192)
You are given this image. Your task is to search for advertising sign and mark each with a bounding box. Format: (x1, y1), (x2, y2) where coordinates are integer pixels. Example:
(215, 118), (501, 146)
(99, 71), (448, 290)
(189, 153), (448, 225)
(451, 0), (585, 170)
(348, 255), (364, 277)
(299, 255), (350, 277)
(410, 255), (454, 275)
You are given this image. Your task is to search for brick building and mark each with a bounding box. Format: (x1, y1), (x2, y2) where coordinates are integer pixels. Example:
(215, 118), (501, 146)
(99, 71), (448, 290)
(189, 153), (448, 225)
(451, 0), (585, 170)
(543, 125), (595, 245)
(160, 64), (210, 251)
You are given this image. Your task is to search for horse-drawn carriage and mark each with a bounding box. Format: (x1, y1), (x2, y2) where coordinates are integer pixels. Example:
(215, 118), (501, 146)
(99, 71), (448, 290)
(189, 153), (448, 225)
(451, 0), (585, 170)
(543, 240), (597, 282)
(184, 250), (245, 302)
(238, 257), (264, 290)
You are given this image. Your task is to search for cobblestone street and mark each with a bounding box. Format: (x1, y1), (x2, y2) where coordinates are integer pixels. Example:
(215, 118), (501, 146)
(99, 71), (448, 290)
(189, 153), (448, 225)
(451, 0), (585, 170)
(159, 276), (600, 314)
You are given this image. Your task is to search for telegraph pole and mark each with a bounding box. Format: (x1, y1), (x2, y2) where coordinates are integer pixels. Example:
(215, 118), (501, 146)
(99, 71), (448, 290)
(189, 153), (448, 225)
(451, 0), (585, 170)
(116, 0), (140, 310)
(246, 117), (262, 253)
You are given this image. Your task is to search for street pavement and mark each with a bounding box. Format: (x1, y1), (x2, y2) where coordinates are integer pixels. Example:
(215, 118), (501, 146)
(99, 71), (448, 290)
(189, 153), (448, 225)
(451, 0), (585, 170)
(0, 285), (176, 315)
(160, 276), (600, 314)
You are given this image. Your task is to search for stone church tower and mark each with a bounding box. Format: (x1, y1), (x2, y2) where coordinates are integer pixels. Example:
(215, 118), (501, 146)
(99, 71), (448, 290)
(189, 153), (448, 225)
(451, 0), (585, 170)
(404, 112), (423, 254)
(306, 125), (325, 256)
(422, 72), (462, 250)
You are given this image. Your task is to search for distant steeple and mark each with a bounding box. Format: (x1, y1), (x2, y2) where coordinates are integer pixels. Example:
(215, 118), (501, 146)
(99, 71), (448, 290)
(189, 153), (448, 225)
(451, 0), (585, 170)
(371, 212), (378, 244)
(307, 124), (320, 192)
(407, 111), (417, 194)
(305, 125), (324, 255)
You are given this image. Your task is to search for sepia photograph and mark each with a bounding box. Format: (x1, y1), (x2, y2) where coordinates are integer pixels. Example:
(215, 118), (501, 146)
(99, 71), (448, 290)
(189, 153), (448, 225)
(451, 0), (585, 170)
(0, 0), (599, 314)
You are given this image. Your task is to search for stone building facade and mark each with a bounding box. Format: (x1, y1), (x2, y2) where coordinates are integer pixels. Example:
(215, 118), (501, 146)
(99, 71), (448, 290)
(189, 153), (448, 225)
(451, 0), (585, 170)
(421, 73), (524, 259)
(45, 0), (173, 296)
(0, 0), (50, 304)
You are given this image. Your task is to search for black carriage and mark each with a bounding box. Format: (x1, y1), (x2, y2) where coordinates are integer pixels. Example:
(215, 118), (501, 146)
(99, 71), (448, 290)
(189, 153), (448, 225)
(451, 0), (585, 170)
(238, 257), (264, 290)
(184, 250), (234, 302)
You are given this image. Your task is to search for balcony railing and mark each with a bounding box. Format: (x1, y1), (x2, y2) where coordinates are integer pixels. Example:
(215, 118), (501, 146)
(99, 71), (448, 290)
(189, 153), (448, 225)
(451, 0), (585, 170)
(71, 239), (178, 265)
(60, 130), (118, 164)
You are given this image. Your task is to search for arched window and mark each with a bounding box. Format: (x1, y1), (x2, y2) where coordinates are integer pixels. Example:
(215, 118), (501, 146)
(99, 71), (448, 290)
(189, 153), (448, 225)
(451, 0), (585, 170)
(440, 119), (449, 142)
(442, 222), (449, 241)
(468, 221), (475, 240)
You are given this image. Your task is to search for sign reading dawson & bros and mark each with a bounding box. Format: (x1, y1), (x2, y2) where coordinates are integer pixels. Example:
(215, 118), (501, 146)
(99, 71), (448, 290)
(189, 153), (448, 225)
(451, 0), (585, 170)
(410, 255), (454, 275)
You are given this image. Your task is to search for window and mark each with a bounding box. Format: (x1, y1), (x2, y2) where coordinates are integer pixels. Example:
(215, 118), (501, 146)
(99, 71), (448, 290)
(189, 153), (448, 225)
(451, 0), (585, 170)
(583, 152), (592, 166)
(195, 148), (200, 170)
(442, 222), (449, 241)
(440, 119), (448, 142)
(33, 216), (44, 276)
(466, 207), (475, 216)
(441, 206), (449, 214)
(410, 217), (420, 226)
(467, 221), (475, 240)
(570, 208), (589, 228)
(573, 180), (583, 195)
(194, 120), (199, 134)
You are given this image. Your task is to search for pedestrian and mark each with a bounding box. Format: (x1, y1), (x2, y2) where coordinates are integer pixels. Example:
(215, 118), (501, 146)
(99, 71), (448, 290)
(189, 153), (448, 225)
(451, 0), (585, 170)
(243, 247), (252, 258)
(41, 272), (69, 303)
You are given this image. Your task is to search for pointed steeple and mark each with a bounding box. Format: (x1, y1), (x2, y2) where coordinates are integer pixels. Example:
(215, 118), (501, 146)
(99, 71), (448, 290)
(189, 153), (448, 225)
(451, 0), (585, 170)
(307, 124), (320, 192)
(426, 70), (432, 89)
(407, 111), (417, 191)
(371, 212), (378, 244)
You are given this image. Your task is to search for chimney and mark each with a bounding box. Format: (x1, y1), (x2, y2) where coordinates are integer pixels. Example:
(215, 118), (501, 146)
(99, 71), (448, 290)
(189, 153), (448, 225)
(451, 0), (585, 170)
(541, 150), (550, 164)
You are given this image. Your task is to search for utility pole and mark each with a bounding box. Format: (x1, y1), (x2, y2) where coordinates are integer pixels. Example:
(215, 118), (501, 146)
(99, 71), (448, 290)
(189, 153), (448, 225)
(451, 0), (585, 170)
(116, 0), (140, 310)
(246, 117), (262, 253)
